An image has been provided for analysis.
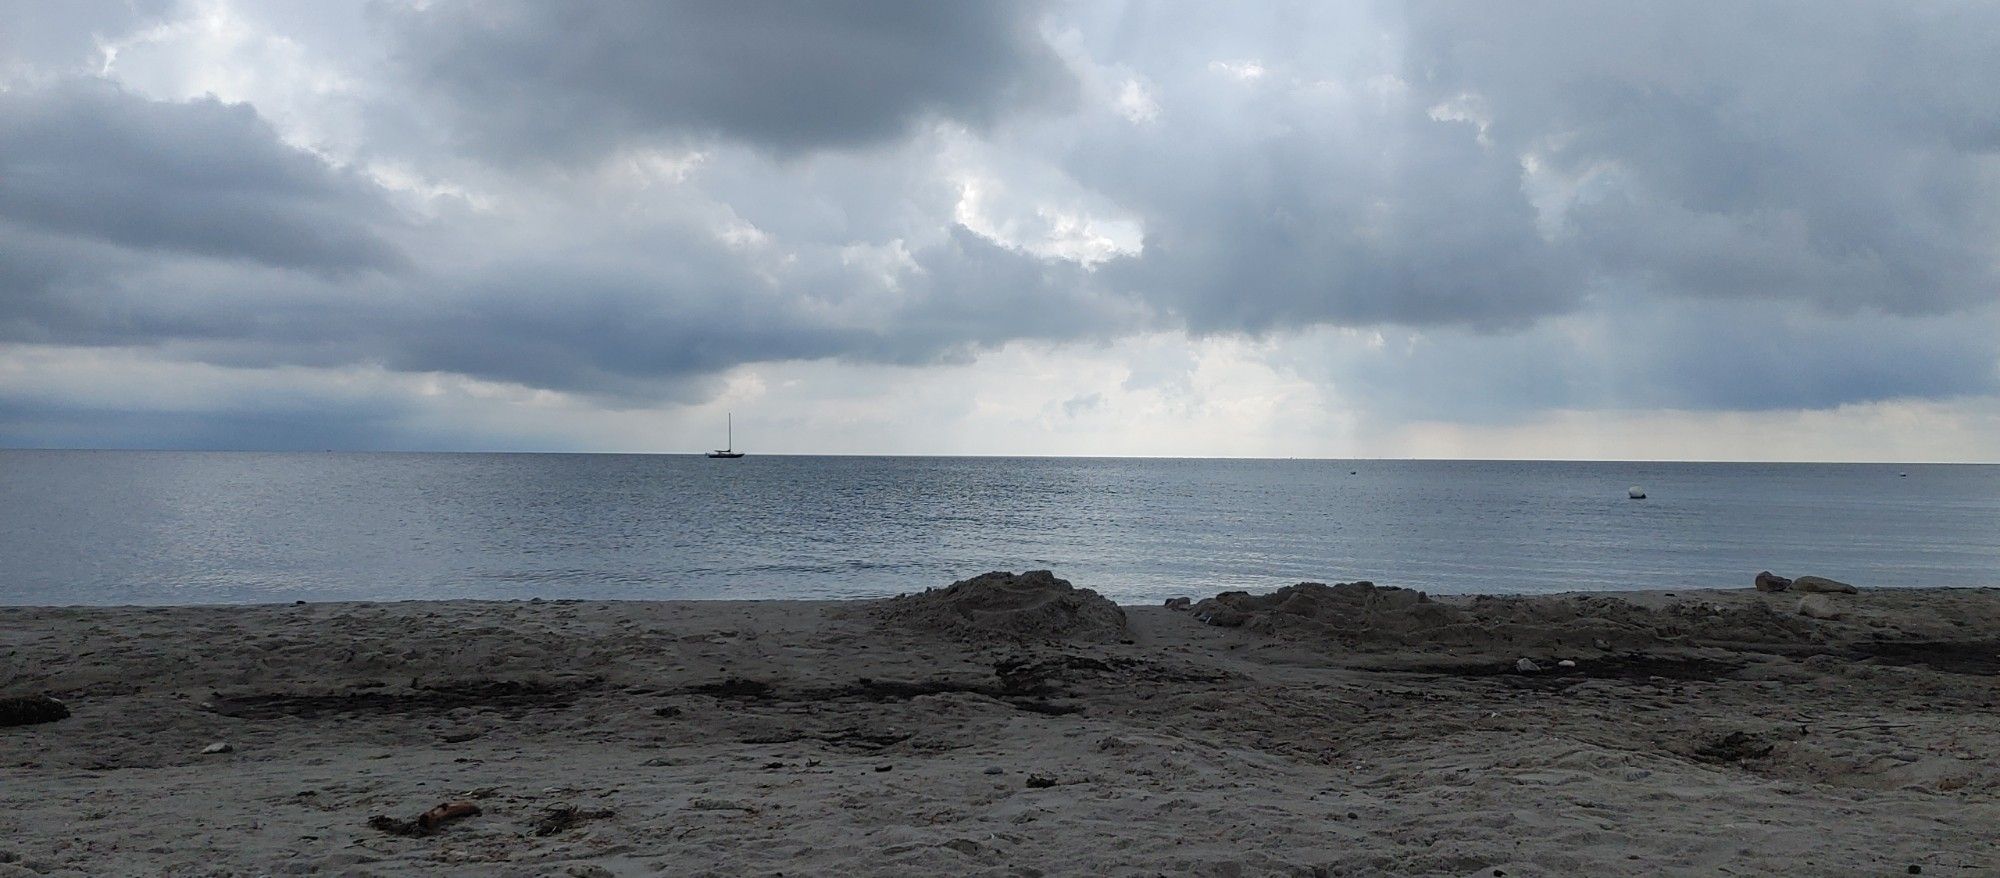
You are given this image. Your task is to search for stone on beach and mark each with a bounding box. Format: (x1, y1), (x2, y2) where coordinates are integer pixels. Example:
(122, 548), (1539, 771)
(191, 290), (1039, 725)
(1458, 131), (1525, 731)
(1754, 571), (1793, 593)
(1796, 595), (1846, 620)
(0, 695), (68, 728)
(876, 570), (1128, 642)
(1195, 607), (1248, 627)
(1793, 576), (1859, 594)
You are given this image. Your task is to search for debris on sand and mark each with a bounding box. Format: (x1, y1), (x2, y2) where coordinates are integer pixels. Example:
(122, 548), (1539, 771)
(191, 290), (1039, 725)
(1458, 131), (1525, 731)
(876, 570), (1128, 642)
(200, 742), (233, 754)
(529, 804), (615, 837)
(1754, 571), (1793, 593)
(993, 654), (1118, 696)
(0, 695), (68, 728)
(687, 678), (773, 698)
(1164, 597), (1192, 610)
(1794, 576), (1859, 594)
(1693, 731), (1775, 764)
(1025, 774), (1059, 788)
(368, 800), (481, 836)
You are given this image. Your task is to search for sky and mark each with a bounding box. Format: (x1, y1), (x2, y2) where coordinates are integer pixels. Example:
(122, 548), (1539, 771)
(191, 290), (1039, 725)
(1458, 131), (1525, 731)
(2, 1), (1998, 460)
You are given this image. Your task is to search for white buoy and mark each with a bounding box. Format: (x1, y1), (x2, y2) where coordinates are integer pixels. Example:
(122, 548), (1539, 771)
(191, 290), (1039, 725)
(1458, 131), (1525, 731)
(1628, 486), (1646, 499)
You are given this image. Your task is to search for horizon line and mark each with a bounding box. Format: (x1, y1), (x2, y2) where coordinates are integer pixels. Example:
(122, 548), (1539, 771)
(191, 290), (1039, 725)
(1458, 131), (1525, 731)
(1, 447), (1991, 466)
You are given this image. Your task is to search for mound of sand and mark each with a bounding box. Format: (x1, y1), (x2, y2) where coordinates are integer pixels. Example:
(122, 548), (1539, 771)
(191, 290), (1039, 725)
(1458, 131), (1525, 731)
(1189, 581), (1827, 653)
(1190, 582), (1462, 644)
(877, 570), (1128, 642)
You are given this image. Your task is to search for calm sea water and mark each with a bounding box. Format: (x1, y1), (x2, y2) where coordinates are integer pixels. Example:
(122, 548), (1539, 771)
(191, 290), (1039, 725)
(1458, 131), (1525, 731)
(2, 450), (1996, 606)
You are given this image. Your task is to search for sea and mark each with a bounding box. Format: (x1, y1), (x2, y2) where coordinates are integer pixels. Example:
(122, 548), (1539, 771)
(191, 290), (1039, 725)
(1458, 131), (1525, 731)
(2, 450), (1996, 606)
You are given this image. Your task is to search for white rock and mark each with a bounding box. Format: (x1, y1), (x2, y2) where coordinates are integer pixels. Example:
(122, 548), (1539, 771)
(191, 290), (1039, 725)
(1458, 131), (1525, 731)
(1515, 658), (1542, 673)
(1557, 659), (1577, 668)
(1628, 486), (1647, 499)
(201, 742), (233, 754)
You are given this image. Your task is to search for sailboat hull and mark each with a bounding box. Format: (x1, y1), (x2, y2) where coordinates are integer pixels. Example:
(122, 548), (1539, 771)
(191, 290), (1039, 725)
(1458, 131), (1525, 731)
(707, 413), (744, 457)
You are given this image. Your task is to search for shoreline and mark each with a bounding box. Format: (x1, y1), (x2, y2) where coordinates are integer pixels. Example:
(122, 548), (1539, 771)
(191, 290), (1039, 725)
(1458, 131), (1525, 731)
(4, 581), (1997, 876)
(3, 582), (1993, 611)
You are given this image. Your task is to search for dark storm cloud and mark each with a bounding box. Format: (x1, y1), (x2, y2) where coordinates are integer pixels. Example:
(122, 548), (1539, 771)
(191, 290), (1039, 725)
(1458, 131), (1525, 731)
(0, 113), (1116, 402)
(369, 225), (1115, 398)
(390, 0), (1074, 157)
(0, 78), (406, 273)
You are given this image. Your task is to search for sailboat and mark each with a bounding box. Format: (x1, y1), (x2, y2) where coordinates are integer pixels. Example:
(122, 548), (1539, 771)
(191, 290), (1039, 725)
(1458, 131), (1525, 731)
(706, 413), (745, 458)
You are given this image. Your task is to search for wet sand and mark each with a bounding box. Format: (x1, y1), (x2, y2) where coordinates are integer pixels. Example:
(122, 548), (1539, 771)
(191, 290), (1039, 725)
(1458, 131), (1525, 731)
(2, 582), (1997, 876)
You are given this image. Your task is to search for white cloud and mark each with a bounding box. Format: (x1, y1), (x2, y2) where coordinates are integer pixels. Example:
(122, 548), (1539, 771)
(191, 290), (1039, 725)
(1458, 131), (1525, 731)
(1207, 59), (1267, 82)
(1115, 78), (1159, 123)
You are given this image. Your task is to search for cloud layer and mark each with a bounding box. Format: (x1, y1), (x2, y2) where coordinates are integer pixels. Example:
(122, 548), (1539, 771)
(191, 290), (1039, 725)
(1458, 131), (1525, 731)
(1, 0), (1997, 458)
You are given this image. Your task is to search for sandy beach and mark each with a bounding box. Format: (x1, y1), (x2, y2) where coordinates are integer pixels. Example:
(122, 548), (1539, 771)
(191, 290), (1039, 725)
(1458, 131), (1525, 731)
(3, 575), (1997, 877)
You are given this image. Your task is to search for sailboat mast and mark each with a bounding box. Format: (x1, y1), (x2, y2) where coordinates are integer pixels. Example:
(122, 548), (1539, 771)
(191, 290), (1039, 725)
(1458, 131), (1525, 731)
(727, 413), (732, 451)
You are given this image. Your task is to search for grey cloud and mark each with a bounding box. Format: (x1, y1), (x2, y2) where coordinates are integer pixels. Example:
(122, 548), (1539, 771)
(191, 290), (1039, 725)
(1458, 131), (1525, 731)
(0, 78), (406, 273)
(1031, 4), (1582, 336)
(1401, 0), (2000, 316)
(3, 172), (1124, 403)
(1055, 0), (2000, 346)
(390, 0), (1074, 158)
(372, 225), (1119, 398)
(1089, 111), (1578, 333)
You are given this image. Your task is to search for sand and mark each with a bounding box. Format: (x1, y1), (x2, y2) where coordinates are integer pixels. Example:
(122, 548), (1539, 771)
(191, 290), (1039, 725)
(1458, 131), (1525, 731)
(2, 579), (1998, 876)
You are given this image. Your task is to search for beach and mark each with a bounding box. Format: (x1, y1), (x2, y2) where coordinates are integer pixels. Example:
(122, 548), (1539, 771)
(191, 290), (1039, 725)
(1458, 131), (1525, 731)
(3, 576), (1997, 876)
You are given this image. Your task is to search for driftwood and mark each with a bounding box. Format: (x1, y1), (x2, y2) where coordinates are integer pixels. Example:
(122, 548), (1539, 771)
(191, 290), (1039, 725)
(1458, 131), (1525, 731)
(367, 800), (481, 836)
